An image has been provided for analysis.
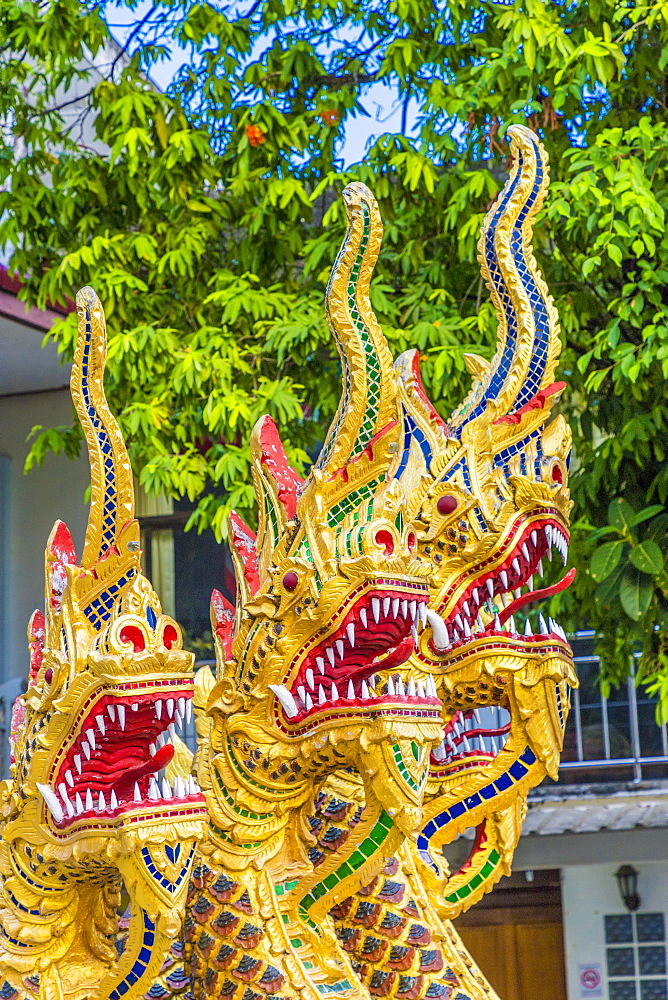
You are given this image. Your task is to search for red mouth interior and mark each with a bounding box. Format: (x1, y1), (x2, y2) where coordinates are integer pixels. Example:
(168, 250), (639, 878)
(431, 706), (511, 772)
(273, 586), (443, 721)
(47, 690), (205, 827)
(430, 517), (573, 652)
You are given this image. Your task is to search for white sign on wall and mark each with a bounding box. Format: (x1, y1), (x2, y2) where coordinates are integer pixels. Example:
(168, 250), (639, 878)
(578, 963), (603, 998)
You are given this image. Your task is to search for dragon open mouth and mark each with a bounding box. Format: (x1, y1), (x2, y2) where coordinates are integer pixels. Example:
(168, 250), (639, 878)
(270, 583), (442, 724)
(426, 516), (574, 654)
(430, 707), (511, 773)
(38, 684), (206, 827)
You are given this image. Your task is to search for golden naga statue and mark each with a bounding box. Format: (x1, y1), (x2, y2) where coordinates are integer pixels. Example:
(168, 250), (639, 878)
(0, 124), (576, 1000)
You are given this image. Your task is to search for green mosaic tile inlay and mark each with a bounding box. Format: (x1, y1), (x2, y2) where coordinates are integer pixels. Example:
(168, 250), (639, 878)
(444, 849), (501, 904)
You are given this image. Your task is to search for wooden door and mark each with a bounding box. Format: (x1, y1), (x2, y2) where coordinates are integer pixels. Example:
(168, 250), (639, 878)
(453, 869), (567, 1000)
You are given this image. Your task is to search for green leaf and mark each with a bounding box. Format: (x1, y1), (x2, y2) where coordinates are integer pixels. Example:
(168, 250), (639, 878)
(629, 540), (664, 575)
(619, 567), (654, 620)
(608, 497), (635, 533)
(590, 540), (625, 581)
(628, 505), (664, 527)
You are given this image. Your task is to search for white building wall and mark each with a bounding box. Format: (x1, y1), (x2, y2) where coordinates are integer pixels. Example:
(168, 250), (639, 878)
(562, 861), (668, 1000)
(0, 388), (89, 681)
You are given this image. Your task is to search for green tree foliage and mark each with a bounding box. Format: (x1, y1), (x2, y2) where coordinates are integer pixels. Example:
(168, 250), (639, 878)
(3, 0), (668, 711)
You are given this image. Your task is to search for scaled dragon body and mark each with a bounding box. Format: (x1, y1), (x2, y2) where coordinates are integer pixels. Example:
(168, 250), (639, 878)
(2, 124), (575, 1000)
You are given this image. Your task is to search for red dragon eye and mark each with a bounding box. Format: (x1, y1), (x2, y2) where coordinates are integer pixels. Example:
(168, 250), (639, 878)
(119, 625), (146, 652)
(163, 625), (178, 650)
(437, 495), (458, 515)
(407, 532), (417, 553)
(375, 530), (395, 556)
(44, 668), (53, 685)
(552, 465), (563, 484)
(283, 571), (299, 591)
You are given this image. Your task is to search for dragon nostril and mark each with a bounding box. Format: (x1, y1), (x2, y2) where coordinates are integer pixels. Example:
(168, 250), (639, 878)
(375, 530), (395, 556)
(552, 464), (563, 484)
(437, 495), (458, 515)
(283, 571), (299, 591)
(119, 625), (146, 652)
(407, 532), (417, 553)
(163, 625), (178, 650)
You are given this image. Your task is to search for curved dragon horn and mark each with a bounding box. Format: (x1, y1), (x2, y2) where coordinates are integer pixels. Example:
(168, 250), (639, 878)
(250, 415), (304, 581)
(313, 182), (398, 481)
(448, 125), (560, 435)
(70, 287), (134, 569)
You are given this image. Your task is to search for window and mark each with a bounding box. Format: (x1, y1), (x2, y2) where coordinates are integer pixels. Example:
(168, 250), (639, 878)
(605, 913), (667, 1000)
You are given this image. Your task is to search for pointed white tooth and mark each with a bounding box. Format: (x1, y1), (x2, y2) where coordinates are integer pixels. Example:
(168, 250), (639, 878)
(500, 593), (509, 608)
(166, 699), (174, 718)
(326, 647), (335, 666)
(463, 620), (472, 638)
(97, 791), (106, 811)
(186, 699), (192, 724)
(400, 599), (408, 618)
(410, 600), (418, 621)
(411, 624), (418, 644)
(161, 778), (172, 799)
(65, 770), (74, 787)
(305, 692), (314, 710)
(372, 598), (381, 623)
(392, 598), (400, 618)
(336, 639), (345, 659)
(168, 723), (176, 740)
(490, 737), (498, 754)
(318, 685), (326, 705)
(527, 575), (534, 592)
(177, 698), (185, 720)
(316, 656), (326, 674)
(452, 628), (460, 642)
(384, 597), (391, 616)
(500, 570), (508, 589)
(486, 579), (494, 598)
(149, 778), (160, 801)
(433, 740), (447, 761)
(131, 703), (138, 712)
(175, 710), (183, 729)
(157, 732), (165, 748)
(74, 754), (82, 774)
(298, 686), (306, 705)
(417, 680), (425, 698)
(524, 618), (532, 637)
(85, 788), (93, 811)
(539, 613), (549, 635)
(512, 558), (521, 576)
(96, 715), (105, 736)
(155, 700), (162, 720)
(387, 676), (395, 696)
(472, 588), (479, 605)
(508, 616), (517, 634)
(461, 734), (471, 752)
(268, 684), (299, 718)
(545, 525), (552, 546)
(82, 742), (91, 760)
(346, 623), (355, 647)
(331, 682), (339, 702)
(187, 777), (196, 795)
(361, 680), (370, 700)
(75, 792), (84, 815)
(537, 558), (544, 576)
(428, 674), (438, 697)
(476, 613), (484, 631)
(407, 677), (416, 697)
(174, 776), (185, 798)
(348, 679), (355, 699)
(149, 743), (157, 757)
(110, 790), (118, 810)
(86, 729), (96, 752)
(531, 530), (538, 547)
(107, 704), (116, 722)
(454, 614), (463, 630)
(419, 602), (427, 628)
(118, 705), (126, 731)
(57, 782), (70, 805)
(134, 783), (142, 802)
(462, 601), (470, 617)
(562, 545), (568, 565)
(360, 607), (368, 629)
(473, 709), (482, 727)
(522, 543), (530, 562)
(514, 589), (522, 600)
(306, 668), (315, 689)
(493, 615), (501, 632)
(396, 677), (405, 696)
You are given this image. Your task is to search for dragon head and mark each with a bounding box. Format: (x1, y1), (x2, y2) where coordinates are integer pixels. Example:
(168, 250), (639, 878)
(389, 126), (578, 909)
(199, 184), (443, 885)
(0, 289), (207, 997)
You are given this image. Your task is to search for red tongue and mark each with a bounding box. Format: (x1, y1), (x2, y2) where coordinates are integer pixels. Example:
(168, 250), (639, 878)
(114, 743), (174, 795)
(374, 635), (415, 671)
(498, 568), (576, 625)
